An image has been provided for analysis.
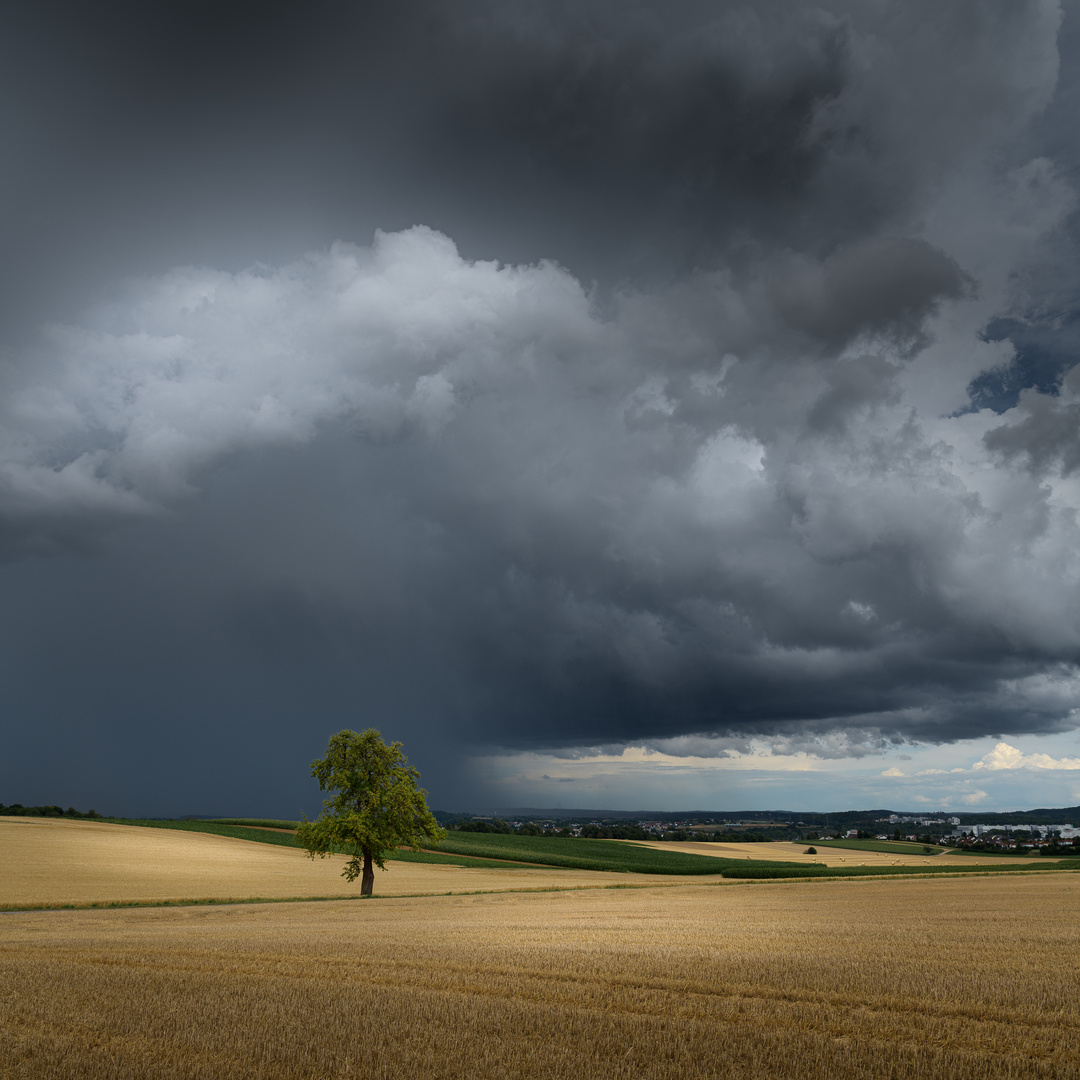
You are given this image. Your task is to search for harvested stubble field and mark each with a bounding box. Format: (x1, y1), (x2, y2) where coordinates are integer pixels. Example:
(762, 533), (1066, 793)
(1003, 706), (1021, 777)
(2, 874), (1078, 1080)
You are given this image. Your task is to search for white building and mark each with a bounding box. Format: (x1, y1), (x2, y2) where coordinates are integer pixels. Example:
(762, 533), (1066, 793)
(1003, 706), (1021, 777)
(957, 824), (1079, 838)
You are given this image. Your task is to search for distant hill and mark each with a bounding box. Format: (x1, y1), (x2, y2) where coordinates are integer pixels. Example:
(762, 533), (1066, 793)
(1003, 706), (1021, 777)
(950, 806), (1080, 825)
(436, 807), (877, 824)
(495, 808), (890, 822)
(432, 805), (1080, 826)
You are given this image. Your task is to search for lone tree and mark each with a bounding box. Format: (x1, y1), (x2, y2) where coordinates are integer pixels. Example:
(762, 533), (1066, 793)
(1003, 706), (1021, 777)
(296, 728), (444, 896)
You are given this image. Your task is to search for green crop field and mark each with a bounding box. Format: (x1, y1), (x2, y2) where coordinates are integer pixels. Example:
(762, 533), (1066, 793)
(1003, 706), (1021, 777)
(435, 832), (763, 874)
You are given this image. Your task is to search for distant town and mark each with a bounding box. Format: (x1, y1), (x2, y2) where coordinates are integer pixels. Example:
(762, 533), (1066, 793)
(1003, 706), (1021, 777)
(5, 800), (1080, 855)
(433, 805), (1080, 854)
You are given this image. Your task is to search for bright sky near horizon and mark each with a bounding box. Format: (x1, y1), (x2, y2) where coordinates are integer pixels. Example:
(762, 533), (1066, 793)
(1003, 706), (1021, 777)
(3, 2), (1080, 817)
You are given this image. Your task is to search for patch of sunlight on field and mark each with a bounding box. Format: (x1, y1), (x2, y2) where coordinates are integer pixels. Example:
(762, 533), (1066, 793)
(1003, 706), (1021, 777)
(0, 818), (724, 907)
(1, 874), (1077, 1080)
(625, 838), (1047, 867)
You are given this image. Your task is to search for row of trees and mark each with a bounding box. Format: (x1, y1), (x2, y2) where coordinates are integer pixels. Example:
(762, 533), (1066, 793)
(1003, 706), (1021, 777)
(451, 818), (777, 842)
(0, 803), (102, 818)
(956, 836), (1080, 855)
(454, 819), (652, 840)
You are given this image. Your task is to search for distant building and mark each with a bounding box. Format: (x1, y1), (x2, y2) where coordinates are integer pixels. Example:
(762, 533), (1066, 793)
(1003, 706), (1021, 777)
(949, 824), (1079, 839)
(886, 814), (958, 827)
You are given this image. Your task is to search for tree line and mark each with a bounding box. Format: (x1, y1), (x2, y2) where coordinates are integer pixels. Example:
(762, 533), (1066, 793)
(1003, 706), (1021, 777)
(451, 818), (776, 842)
(0, 803), (102, 818)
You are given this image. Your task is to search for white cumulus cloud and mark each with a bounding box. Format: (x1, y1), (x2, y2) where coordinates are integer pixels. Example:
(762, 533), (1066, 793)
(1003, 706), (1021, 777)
(972, 741), (1080, 770)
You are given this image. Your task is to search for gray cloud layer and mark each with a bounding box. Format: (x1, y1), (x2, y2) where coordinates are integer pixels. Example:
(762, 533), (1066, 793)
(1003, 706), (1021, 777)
(1, 1), (1079, 812)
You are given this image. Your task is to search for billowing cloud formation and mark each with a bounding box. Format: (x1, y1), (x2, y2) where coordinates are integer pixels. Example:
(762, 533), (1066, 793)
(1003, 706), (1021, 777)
(0, 228), (597, 531)
(2, 1), (1080, 813)
(973, 742), (1080, 771)
(3, 212), (1080, 758)
(984, 367), (1080, 476)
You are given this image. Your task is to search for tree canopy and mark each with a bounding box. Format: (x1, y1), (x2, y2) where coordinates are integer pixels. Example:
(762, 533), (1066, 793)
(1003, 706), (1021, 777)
(296, 728), (444, 896)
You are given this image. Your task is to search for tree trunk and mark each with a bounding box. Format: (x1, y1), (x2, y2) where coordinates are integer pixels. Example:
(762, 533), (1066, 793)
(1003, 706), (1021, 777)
(361, 849), (374, 896)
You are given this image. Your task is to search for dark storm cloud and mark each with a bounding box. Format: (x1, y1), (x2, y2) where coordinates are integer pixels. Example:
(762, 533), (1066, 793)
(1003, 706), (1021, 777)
(776, 239), (972, 356)
(0, 0), (1051, 326)
(424, 1), (850, 276)
(1, 1), (1079, 813)
(983, 365), (1080, 476)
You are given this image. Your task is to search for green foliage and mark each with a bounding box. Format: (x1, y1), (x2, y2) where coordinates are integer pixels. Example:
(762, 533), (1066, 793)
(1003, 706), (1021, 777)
(0, 803), (102, 819)
(660, 829), (691, 842)
(515, 822), (547, 836)
(1040, 841), (1080, 857)
(296, 729), (445, 891)
(578, 823), (649, 840)
(456, 818), (514, 833)
(951, 841), (1036, 856)
(804, 847), (817, 855)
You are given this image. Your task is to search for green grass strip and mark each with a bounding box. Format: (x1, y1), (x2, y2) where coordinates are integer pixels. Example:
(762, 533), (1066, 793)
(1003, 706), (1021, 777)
(385, 849), (540, 868)
(435, 832), (760, 874)
(108, 818), (304, 848)
(721, 859), (1080, 879)
(209, 818), (302, 830)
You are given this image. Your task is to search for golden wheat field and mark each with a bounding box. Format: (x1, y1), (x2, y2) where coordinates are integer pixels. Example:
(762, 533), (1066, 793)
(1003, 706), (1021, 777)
(0, 817), (730, 906)
(2, 873), (1078, 1080)
(625, 838), (1045, 867)
(3, 818), (1078, 1079)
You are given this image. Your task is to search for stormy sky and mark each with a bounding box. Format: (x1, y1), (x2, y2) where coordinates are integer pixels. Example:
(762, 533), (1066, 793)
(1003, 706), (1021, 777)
(4, 1), (1080, 817)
